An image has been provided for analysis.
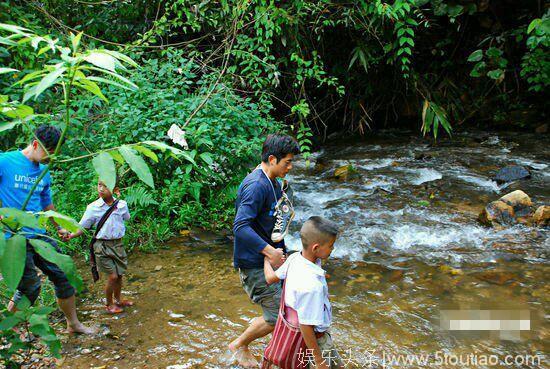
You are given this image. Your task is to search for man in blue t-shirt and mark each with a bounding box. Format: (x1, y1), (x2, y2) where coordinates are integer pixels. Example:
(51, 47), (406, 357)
(228, 134), (300, 367)
(0, 125), (94, 334)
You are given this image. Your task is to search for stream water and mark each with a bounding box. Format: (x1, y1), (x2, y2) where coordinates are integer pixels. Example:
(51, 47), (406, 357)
(60, 131), (548, 369)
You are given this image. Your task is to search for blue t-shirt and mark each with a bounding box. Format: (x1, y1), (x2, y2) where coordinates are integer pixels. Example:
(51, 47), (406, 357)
(233, 168), (285, 269)
(0, 151), (52, 236)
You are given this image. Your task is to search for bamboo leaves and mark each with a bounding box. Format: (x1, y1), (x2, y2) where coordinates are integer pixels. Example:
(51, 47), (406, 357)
(421, 100), (452, 139)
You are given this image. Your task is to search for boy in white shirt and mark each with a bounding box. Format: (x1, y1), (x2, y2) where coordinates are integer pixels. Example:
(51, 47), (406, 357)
(65, 180), (132, 314)
(264, 216), (343, 369)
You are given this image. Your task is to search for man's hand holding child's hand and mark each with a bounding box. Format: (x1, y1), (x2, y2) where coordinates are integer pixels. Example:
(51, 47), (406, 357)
(266, 247), (286, 268)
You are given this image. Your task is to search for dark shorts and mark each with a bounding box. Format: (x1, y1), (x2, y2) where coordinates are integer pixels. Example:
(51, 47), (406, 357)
(13, 237), (75, 305)
(93, 239), (127, 275)
(239, 267), (281, 325)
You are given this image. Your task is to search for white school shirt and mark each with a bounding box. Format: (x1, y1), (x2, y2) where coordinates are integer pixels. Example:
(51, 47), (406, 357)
(275, 252), (332, 332)
(79, 198), (130, 240)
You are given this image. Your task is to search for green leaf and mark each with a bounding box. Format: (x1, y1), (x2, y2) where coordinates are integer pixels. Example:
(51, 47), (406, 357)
(74, 79), (108, 103)
(36, 210), (82, 233)
(81, 66), (138, 90)
(108, 150), (125, 164)
(0, 208), (40, 229)
(467, 50), (483, 62)
(0, 23), (30, 35)
(0, 120), (20, 133)
(84, 52), (117, 72)
(30, 239), (83, 293)
(0, 315), (22, 331)
(87, 76), (136, 91)
(34, 67), (66, 98)
(0, 67), (18, 74)
(71, 32), (83, 52)
(199, 152), (214, 166)
(487, 69), (504, 80)
(527, 19), (541, 34)
(1, 104), (33, 119)
(92, 152), (117, 191)
(29, 313), (61, 357)
(134, 145), (159, 163)
(486, 47), (503, 58)
(1, 235), (26, 290)
(143, 140), (196, 165)
(100, 49), (138, 68)
(0, 36), (18, 46)
(119, 145), (155, 188)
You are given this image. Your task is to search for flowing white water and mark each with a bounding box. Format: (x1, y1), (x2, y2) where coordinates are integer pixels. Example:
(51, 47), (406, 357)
(286, 132), (549, 264)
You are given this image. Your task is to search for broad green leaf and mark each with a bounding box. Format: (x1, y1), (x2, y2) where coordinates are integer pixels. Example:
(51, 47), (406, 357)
(143, 141), (196, 165)
(36, 210), (82, 233)
(0, 67), (18, 74)
(467, 50), (483, 62)
(101, 49), (138, 68)
(0, 36), (18, 46)
(74, 79), (108, 102)
(1, 104), (33, 119)
(527, 19), (541, 34)
(486, 47), (503, 58)
(0, 208), (40, 229)
(199, 152), (214, 166)
(0, 120), (20, 133)
(13, 69), (47, 86)
(92, 152), (117, 191)
(29, 313), (61, 357)
(119, 145), (155, 189)
(108, 150), (125, 164)
(1, 235), (26, 290)
(34, 67), (66, 98)
(487, 69), (504, 80)
(134, 145), (159, 163)
(87, 76), (136, 91)
(30, 239), (83, 292)
(0, 23), (30, 35)
(80, 66), (138, 90)
(84, 52), (117, 72)
(0, 315), (22, 331)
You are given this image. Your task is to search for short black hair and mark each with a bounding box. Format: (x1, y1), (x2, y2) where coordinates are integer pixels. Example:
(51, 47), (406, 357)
(300, 216), (339, 248)
(34, 125), (62, 151)
(261, 134), (300, 163)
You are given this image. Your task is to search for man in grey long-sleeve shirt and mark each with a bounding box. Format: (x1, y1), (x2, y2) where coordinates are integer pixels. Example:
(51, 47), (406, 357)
(229, 134), (300, 367)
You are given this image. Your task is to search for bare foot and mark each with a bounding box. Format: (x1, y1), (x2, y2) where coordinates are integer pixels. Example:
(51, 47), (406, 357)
(105, 304), (124, 314)
(67, 322), (97, 335)
(115, 299), (134, 307)
(228, 342), (258, 368)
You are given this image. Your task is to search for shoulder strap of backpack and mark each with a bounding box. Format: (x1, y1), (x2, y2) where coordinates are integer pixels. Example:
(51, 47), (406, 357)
(93, 199), (119, 238)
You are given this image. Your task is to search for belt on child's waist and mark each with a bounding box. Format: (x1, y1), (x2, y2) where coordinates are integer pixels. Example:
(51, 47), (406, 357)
(95, 238), (122, 243)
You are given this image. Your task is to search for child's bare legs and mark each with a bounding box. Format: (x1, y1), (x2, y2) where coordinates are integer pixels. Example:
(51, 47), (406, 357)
(228, 316), (274, 367)
(105, 273), (123, 314)
(113, 275), (133, 307)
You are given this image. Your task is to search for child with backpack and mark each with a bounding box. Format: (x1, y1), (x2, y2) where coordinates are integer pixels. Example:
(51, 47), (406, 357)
(263, 216), (343, 369)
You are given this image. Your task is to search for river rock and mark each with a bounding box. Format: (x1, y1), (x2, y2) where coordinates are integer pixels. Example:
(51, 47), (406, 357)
(479, 190), (533, 226)
(334, 164), (353, 180)
(533, 205), (550, 226)
(500, 190), (533, 216)
(493, 165), (531, 184)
